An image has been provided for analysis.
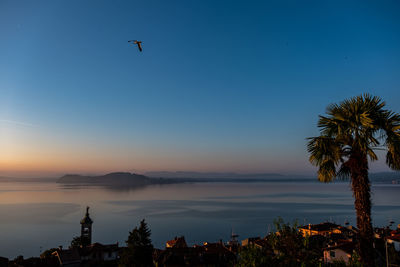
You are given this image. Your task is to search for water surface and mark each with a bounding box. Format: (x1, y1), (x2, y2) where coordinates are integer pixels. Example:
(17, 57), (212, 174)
(0, 181), (399, 258)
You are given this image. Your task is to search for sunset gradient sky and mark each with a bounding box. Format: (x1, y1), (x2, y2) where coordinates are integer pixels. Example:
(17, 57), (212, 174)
(1, 0), (400, 177)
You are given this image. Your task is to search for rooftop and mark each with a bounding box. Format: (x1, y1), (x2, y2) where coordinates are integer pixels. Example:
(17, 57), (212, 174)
(299, 222), (341, 232)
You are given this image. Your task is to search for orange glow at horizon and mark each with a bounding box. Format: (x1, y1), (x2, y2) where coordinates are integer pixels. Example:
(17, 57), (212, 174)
(0, 122), (319, 176)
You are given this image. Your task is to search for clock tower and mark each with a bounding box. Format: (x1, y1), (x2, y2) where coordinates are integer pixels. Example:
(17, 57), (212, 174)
(80, 206), (93, 246)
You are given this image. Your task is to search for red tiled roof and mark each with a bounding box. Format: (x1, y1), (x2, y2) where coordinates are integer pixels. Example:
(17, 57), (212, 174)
(53, 249), (81, 264)
(166, 239), (177, 246)
(299, 222), (340, 232)
(166, 236), (187, 248)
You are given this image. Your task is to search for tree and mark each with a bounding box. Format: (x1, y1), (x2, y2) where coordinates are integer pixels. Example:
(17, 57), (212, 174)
(119, 219), (154, 267)
(268, 218), (320, 266)
(307, 94), (400, 267)
(237, 245), (272, 267)
(70, 235), (90, 248)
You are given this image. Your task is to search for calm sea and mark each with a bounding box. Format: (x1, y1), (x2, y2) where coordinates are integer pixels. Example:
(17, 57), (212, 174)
(0, 180), (399, 258)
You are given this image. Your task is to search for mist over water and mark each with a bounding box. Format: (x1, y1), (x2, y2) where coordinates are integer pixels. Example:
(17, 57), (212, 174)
(0, 180), (399, 258)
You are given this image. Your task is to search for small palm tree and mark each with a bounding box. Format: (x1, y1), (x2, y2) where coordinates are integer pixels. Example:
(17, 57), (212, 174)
(307, 94), (400, 267)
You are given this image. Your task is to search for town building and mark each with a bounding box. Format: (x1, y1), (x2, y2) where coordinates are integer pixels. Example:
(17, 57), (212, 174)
(299, 222), (345, 237)
(166, 236), (187, 248)
(323, 241), (356, 265)
(52, 247), (81, 267)
(155, 238), (236, 267)
(51, 207), (120, 266)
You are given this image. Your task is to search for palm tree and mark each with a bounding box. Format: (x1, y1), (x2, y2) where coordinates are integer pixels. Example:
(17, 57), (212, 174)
(307, 94), (400, 267)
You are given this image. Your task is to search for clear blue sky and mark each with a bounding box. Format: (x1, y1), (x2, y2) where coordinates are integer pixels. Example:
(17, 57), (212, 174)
(1, 0), (399, 176)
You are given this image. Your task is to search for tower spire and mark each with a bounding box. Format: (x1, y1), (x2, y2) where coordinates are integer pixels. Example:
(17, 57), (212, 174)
(80, 206), (93, 246)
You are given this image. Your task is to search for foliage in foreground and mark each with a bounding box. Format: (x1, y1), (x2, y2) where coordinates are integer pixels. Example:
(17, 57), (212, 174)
(237, 245), (272, 267)
(237, 218), (323, 267)
(70, 235), (90, 248)
(119, 219), (154, 267)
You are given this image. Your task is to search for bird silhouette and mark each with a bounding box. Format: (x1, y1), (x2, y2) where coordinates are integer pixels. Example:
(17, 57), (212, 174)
(128, 40), (143, 52)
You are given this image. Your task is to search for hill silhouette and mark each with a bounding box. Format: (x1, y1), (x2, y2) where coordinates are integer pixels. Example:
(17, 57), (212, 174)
(57, 172), (151, 186)
(55, 171), (400, 186)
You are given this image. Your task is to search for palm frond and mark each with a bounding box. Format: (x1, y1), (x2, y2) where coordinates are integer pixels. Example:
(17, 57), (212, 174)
(308, 94), (400, 179)
(317, 160), (337, 182)
(337, 163), (351, 180)
(386, 134), (400, 170)
(307, 136), (342, 182)
(307, 136), (342, 165)
(366, 148), (378, 162)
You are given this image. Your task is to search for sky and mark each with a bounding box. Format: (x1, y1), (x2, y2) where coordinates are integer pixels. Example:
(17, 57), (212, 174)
(0, 0), (400, 177)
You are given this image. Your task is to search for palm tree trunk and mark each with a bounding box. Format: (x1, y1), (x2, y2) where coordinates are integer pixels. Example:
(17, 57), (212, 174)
(350, 154), (375, 267)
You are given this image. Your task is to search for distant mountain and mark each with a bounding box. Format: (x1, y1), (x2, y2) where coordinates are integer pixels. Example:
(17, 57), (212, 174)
(145, 171), (400, 184)
(144, 171), (284, 179)
(52, 171), (400, 186)
(369, 172), (400, 184)
(56, 171), (309, 186)
(57, 172), (151, 186)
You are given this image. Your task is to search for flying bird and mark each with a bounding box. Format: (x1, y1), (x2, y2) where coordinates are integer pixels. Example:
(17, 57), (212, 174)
(128, 40), (143, 52)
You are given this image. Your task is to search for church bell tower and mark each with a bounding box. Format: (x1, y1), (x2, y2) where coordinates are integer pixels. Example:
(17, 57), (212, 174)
(80, 206), (93, 246)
